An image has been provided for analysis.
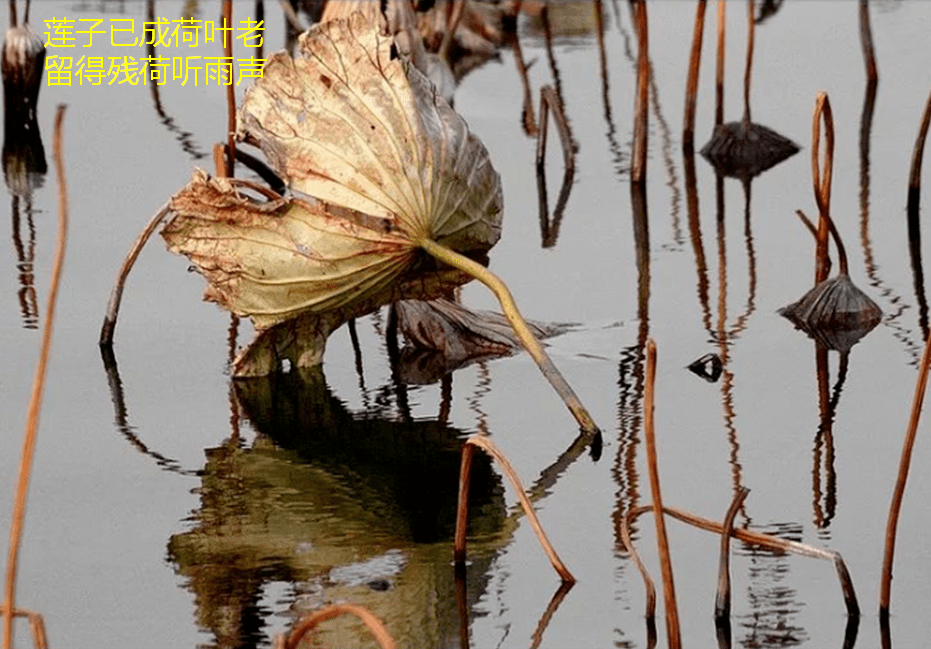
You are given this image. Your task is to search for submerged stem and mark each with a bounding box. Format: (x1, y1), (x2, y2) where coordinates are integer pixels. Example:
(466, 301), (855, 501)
(418, 238), (600, 438)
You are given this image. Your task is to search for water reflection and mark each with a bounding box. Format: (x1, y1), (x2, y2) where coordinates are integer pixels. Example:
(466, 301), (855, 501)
(3, 1), (47, 330)
(167, 365), (506, 648)
(811, 348), (848, 533)
(143, 0), (207, 160)
(736, 523), (808, 649)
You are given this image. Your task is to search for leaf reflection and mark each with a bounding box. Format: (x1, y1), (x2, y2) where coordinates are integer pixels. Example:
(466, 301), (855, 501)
(167, 365), (507, 648)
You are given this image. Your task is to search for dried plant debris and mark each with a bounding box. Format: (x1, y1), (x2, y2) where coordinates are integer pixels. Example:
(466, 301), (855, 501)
(237, 11), (502, 257)
(164, 12), (502, 374)
(395, 297), (573, 383)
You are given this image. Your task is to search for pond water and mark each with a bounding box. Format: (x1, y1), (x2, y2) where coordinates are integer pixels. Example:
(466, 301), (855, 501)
(3, 1), (931, 647)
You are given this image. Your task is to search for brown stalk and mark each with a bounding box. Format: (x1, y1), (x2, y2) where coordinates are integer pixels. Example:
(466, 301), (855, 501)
(714, 0), (725, 128)
(859, 0), (877, 85)
(742, 0), (755, 124)
(643, 339), (681, 648)
(536, 85), (575, 247)
(212, 142), (228, 178)
(0, 607), (45, 649)
(511, 27), (537, 136)
(99, 202), (171, 345)
(907, 86), (931, 200)
(715, 487), (750, 620)
(620, 504), (657, 620)
(683, 0), (707, 150)
(2, 105), (68, 649)
(453, 441), (475, 564)
(454, 435), (574, 583)
(812, 92), (835, 283)
(275, 603), (396, 649)
(223, 0), (236, 176)
(631, 0), (649, 185)
(536, 86), (574, 178)
(796, 208), (849, 277)
(624, 503), (860, 616)
(879, 317), (931, 619)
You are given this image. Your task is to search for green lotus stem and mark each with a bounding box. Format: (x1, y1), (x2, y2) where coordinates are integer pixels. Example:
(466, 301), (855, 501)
(418, 238), (600, 437)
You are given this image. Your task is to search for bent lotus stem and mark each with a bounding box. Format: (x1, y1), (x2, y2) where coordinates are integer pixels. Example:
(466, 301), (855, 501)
(99, 203), (171, 346)
(418, 237), (600, 437)
(715, 487), (750, 621)
(622, 503), (860, 617)
(455, 435), (575, 583)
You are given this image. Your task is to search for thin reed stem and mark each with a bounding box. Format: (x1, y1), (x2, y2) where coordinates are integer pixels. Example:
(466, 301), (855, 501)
(714, 0), (725, 127)
(879, 321), (931, 618)
(536, 86), (574, 177)
(907, 86), (931, 196)
(453, 442), (475, 564)
(859, 0), (877, 85)
(620, 505), (657, 620)
(631, 0), (649, 185)
(223, 0), (236, 176)
(715, 487), (749, 620)
(278, 604), (396, 649)
(643, 339), (681, 648)
(3, 105), (68, 649)
(683, 0), (707, 150)
(742, 0), (755, 124)
(418, 238), (600, 437)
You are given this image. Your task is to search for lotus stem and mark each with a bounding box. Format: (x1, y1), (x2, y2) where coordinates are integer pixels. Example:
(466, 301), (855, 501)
(796, 208), (849, 278)
(223, 0), (236, 177)
(812, 92), (835, 283)
(536, 86), (574, 178)
(623, 503), (860, 616)
(742, 0), (755, 124)
(859, 0), (877, 86)
(683, 0), (707, 150)
(631, 0), (649, 185)
(462, 435), (574, 583)
(418, 238), (600, 438)
(879, 318), (931, 619)
(907, 85), (931, 201)
(715, 487), (750, 621)
(99, 202), (171, 346)
(3, 105), (67, 649)
(714, 0), (725, 128)
(453, 441), (475, 565)
(643, 339), (681, 648)
(620, 504), (657, 620)
(277, 604), (396, 649)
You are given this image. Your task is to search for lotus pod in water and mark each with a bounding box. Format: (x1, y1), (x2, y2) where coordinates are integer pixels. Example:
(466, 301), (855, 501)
(780, 274), (882, 351)
(700, 121), (799, 179)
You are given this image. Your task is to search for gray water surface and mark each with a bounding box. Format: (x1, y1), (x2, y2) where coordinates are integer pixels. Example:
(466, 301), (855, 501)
(3, 1), (931, 647)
